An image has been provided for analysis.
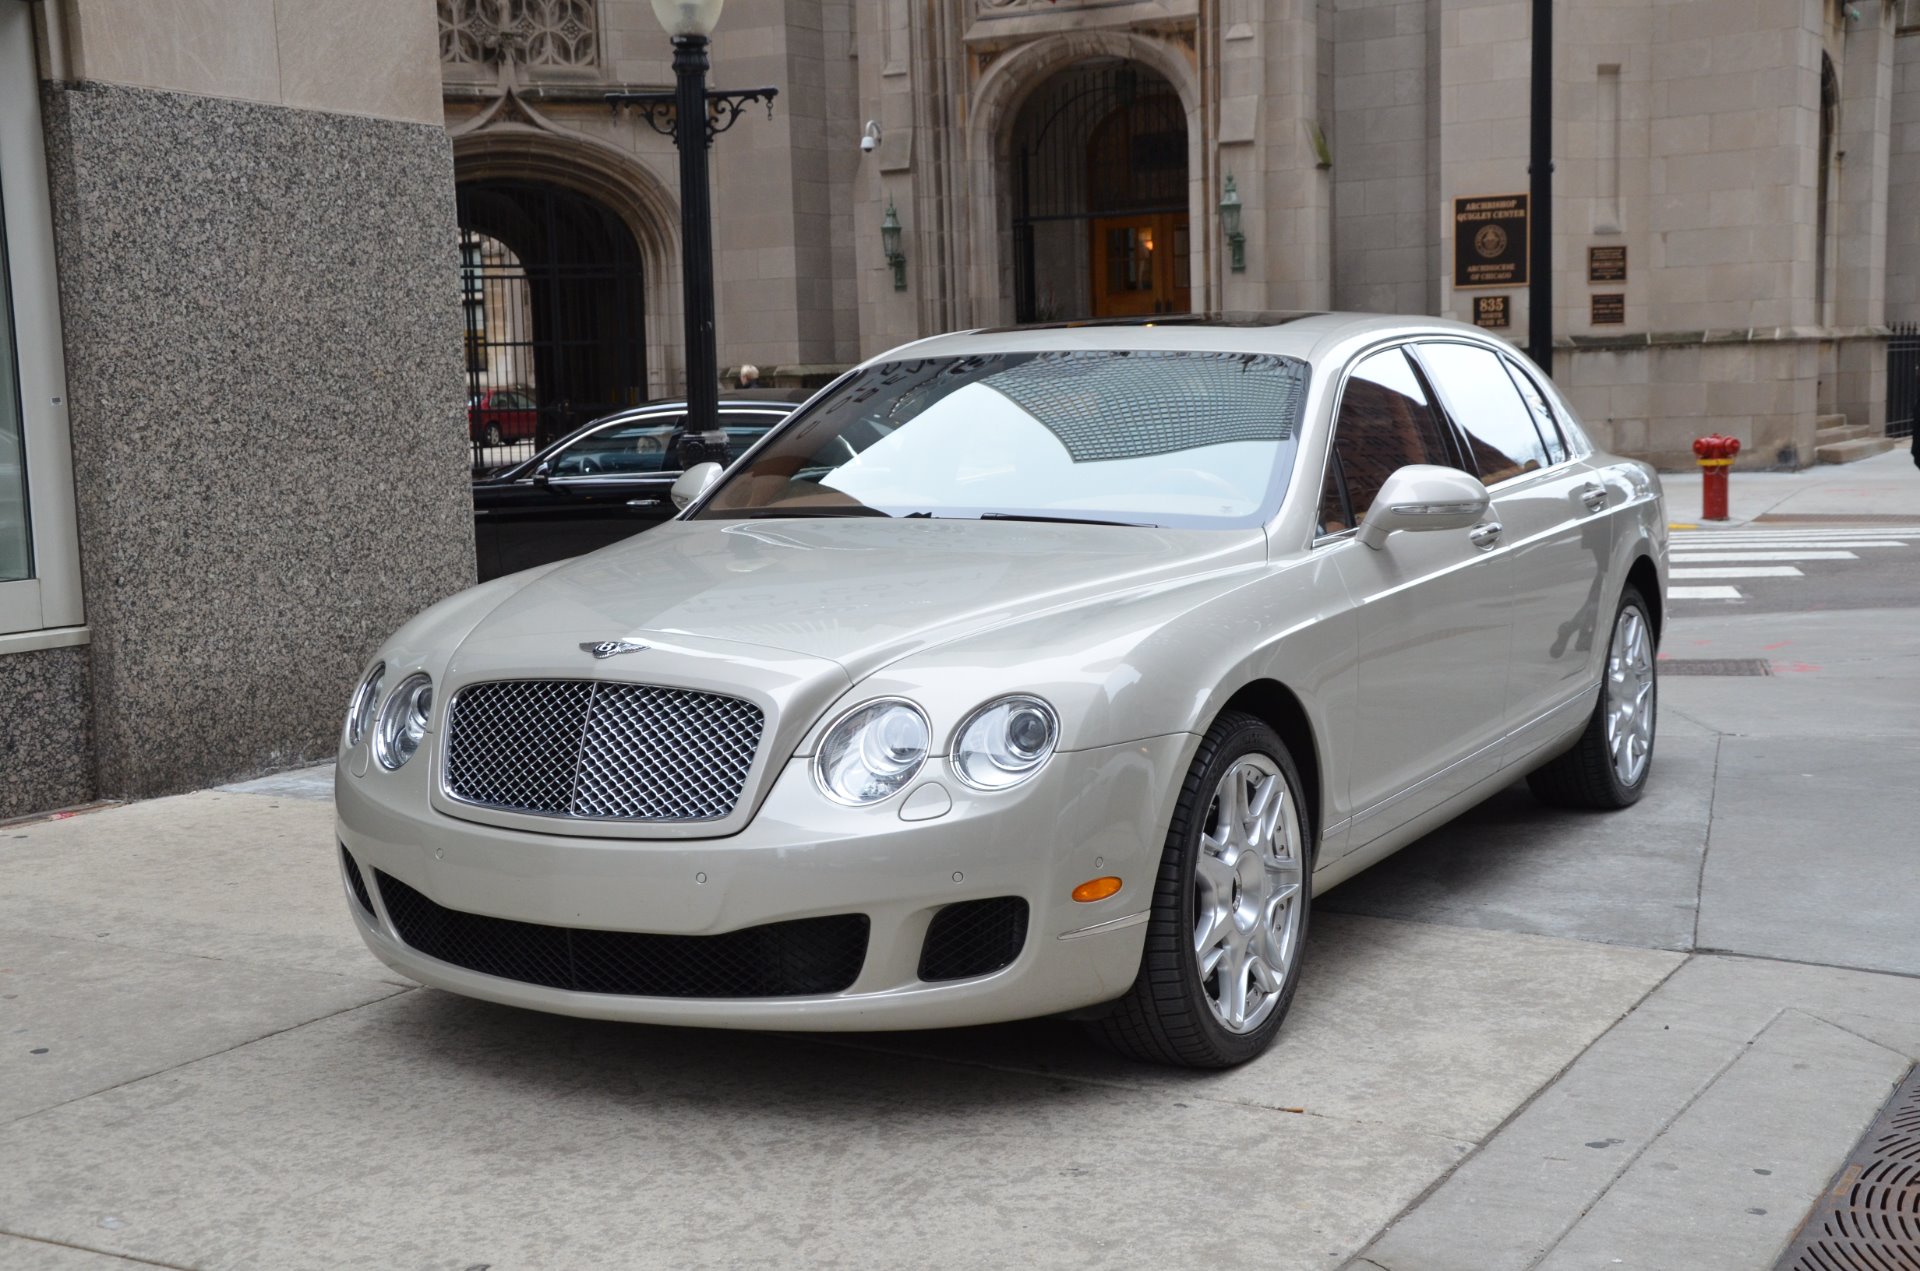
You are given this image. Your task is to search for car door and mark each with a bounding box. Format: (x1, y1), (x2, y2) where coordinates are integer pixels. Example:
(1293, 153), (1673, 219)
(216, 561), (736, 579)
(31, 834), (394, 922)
(1412, 340), (1611, 764)
(475, 410), (684, 576)
(1318, 345), (1514, 853)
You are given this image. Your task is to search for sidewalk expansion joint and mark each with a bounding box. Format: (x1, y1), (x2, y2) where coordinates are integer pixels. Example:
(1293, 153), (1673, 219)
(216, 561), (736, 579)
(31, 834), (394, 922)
(1521, 1006), (1789, 1271)
(0, 1228), (194, 1269)
(1345, 956), (1693, 1271)
(0, 986), (418, 1133)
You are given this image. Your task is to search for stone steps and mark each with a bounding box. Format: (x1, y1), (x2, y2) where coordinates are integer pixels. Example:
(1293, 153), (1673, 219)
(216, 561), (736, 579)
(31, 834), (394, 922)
(1813, 413), (1898, 464)
(1816, 435), (1899, 464)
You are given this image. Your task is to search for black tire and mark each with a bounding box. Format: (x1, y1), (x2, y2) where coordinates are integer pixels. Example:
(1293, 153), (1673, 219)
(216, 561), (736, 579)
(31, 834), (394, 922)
(1091, 711), (1313, 1068)
(484, 423), (504, 447)
(1527, 585), (1658, 810)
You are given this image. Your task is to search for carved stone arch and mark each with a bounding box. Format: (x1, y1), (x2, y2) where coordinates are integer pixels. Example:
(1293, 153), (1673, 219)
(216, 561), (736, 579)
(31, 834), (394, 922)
(964, 30), (1205, 326)
(451, 128), (684, 399)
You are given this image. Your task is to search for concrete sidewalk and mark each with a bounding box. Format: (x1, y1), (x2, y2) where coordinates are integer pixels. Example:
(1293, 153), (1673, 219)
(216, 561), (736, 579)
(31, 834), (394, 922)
(3, 456), (1918, 1269)
(1663, 439), (1919, 526)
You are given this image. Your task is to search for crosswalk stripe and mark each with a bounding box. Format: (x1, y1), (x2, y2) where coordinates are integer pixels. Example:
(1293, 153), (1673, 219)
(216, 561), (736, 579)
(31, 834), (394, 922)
(1673, 531), (1920, 540)
(1671, 550), (1859, 562)
(1670, 566), (1804, 578)
(1669, 541), (1905, 550)
(1666, 526), (1910, 602)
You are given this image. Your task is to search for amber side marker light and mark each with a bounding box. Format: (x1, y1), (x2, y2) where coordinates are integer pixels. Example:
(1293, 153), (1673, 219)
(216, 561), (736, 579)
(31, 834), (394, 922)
(1072, 877), (1123, 903)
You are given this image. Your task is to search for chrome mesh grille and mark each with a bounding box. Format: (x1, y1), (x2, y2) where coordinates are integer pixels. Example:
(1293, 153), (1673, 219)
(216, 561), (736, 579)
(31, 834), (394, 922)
(444, 679), (764, 821)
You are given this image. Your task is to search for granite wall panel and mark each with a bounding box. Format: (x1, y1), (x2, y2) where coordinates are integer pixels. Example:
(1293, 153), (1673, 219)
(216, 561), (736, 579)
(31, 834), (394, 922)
(40, 81), (475, 800)
(0, 646), (95, 819)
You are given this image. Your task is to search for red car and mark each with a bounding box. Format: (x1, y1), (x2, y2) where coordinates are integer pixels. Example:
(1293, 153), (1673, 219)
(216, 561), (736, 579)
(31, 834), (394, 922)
(467, 387), (538, 445)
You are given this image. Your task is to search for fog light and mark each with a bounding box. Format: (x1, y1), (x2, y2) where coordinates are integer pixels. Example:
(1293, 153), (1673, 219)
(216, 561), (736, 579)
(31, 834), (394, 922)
(1071, 876), (1122, 903)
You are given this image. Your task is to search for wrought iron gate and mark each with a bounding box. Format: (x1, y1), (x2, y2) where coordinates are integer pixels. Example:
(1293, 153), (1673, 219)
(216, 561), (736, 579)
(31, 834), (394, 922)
(458, 182), (647, 471)
(1888, 322), (1918, 441)
(1009, 61), (1190, 324)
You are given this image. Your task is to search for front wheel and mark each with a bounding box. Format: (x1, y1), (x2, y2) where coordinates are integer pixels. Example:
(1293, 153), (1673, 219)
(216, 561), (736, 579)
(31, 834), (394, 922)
(1527, 585), (1657, 809)
(1092, 711), (1312, 1068)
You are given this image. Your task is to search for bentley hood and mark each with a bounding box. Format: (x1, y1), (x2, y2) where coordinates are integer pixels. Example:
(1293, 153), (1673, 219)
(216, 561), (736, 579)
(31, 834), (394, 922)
(450, 517), (1270, 684)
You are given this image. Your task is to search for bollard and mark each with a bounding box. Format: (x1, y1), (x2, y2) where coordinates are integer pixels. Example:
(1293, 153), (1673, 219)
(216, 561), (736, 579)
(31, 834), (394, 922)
(1692, 433), (1741, 521)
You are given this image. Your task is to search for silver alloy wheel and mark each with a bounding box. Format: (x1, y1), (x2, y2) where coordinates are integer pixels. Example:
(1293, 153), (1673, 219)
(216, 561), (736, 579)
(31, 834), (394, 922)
(1193, 754), (1305, 1035)
(1605, 605), (1656, 787)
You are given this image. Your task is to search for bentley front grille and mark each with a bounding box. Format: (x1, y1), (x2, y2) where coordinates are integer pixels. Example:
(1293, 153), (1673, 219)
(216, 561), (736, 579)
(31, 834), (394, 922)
(444, 679), (764, 822)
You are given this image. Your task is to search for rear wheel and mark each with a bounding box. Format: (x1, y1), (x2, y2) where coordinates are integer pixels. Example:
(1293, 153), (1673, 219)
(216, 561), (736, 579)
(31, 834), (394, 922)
(1092, 711), (1311, 1068)
(484, 422), (504, 447)
(1527, 586), (1657, 809)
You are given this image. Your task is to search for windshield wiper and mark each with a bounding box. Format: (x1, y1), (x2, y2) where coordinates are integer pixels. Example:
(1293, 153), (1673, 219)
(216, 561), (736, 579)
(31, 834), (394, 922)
(978, 512), (1159, 529)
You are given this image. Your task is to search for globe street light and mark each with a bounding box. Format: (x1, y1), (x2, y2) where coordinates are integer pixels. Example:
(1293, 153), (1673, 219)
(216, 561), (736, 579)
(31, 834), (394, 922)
(610, 1), (777, 437)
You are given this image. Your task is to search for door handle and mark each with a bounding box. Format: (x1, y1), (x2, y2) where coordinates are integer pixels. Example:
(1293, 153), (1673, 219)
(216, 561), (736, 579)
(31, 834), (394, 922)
(626, 498), (664, 508)
(1579, 482), (1609, 512)
(1468, 521), (1503, 550)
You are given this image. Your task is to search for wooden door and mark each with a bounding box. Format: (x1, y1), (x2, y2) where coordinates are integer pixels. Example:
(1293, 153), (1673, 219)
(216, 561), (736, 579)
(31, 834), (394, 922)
(1090, 213), (1191, 318)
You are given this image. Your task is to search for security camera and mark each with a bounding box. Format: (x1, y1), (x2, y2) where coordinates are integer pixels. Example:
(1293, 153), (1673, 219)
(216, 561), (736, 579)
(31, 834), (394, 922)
(861, 121), (881, 154)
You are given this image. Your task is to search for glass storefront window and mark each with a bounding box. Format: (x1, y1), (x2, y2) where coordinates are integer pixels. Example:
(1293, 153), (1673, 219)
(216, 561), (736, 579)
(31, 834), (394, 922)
(0, 184), (29, 583)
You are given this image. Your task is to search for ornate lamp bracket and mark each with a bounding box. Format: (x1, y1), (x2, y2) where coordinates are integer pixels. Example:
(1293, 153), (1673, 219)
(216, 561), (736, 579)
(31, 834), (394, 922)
(608, 87), (780, 146)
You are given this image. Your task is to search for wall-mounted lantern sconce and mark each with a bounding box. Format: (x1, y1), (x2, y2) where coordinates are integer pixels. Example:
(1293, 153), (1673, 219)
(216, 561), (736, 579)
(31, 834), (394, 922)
(881, 197), (907, 291)
(1220, 174), (1246, 274)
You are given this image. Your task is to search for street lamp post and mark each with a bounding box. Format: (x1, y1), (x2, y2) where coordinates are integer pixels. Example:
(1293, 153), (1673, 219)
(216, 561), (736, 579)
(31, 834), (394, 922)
(609, 0), (777, 436)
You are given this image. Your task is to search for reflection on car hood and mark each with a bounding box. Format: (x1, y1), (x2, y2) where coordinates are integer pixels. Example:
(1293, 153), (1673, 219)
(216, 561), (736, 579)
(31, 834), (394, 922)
(459, 517), (1270, 681)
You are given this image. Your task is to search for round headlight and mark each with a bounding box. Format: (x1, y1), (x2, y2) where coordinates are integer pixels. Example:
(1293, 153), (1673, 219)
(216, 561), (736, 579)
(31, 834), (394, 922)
(813, 699), (930, 805)
(373, 673), (434, 771)
(343, 661), (384, 749)
(952, 696), (1059, 791)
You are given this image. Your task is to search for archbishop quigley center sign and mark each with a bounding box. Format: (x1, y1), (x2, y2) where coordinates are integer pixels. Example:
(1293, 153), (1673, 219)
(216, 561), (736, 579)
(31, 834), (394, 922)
(1453, 194), (1529, 289)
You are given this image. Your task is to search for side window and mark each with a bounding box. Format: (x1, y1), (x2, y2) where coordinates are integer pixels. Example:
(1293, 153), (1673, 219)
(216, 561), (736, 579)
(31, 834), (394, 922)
(1416, 342), (1552, 486)
(1317, 456), (1351, 537)
(718, 410), (789, 457)
(1327, 347), (1454, 526)
(1501, 357), (1569, 464)
(551, 415), (684, 476)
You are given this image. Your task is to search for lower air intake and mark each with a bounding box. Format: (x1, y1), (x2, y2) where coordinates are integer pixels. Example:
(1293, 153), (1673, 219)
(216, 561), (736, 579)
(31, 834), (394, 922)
(919, 897), (1030, 982)
(340, 846), (377, 919)
(376, 871), (868, 998)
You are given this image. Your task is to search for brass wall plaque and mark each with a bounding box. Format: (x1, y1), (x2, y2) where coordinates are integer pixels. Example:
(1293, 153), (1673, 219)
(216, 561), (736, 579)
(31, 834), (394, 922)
(1473, 295), (1510, 328)
(1588, 245), (1627, 283)
(1591, 293), (1626, 325)
(1453, 194), (1529, 289)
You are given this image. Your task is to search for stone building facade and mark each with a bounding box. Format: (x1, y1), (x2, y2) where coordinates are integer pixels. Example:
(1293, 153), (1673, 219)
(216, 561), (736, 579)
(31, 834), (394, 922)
(435, 0), (1920, 472)
(4, 0), (1919, 817)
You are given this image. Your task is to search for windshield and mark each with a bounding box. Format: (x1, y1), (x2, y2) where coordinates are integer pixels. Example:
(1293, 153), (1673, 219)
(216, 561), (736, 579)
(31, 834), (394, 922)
(693, 350), (1308, 529)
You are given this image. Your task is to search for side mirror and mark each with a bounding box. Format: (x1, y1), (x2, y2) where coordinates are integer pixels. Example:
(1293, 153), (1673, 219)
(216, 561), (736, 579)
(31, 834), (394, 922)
(1357, 465), (1490, 550)
(670, 461), (723, 511)
(531, 461), (551, 488)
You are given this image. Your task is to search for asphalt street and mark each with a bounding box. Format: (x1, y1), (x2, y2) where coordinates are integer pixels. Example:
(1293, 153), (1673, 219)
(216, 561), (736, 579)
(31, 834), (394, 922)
(1, 448), (1917, 1270)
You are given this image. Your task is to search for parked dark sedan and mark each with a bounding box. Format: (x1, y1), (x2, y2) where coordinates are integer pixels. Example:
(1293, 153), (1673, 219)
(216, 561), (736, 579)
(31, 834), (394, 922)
(471, 393), (807, 580)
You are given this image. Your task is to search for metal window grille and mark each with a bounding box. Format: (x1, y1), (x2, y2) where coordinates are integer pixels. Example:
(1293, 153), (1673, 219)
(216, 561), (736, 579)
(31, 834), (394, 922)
(458, 182), (647, 474)
(1888, 322), (1918, 441)
(1009, 61), (1189, 323)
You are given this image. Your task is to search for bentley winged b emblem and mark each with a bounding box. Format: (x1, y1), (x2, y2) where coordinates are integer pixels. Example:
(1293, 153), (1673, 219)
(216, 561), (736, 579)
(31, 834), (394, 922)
(580, 639), (650, 660)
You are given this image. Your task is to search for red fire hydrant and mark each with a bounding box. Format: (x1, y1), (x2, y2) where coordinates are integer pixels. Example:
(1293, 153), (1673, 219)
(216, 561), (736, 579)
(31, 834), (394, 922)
(1693, 434), (1741, 521)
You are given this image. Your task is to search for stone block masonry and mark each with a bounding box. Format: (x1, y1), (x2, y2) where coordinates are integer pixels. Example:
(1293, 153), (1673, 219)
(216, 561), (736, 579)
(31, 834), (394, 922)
(38, 81), (476, 801)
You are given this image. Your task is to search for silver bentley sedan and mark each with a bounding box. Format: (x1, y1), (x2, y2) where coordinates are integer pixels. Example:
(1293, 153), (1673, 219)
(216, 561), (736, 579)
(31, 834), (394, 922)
(336, 313), (1667, 1068)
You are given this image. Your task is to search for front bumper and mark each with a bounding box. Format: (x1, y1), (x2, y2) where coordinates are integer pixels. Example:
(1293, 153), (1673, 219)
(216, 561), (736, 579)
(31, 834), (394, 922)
(335, 733), (1193, 1030)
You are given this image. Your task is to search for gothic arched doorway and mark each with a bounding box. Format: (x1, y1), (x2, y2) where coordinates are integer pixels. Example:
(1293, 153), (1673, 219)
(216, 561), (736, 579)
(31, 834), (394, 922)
(457, 180), (647, 467)
(1009, 59), (1190, 323)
